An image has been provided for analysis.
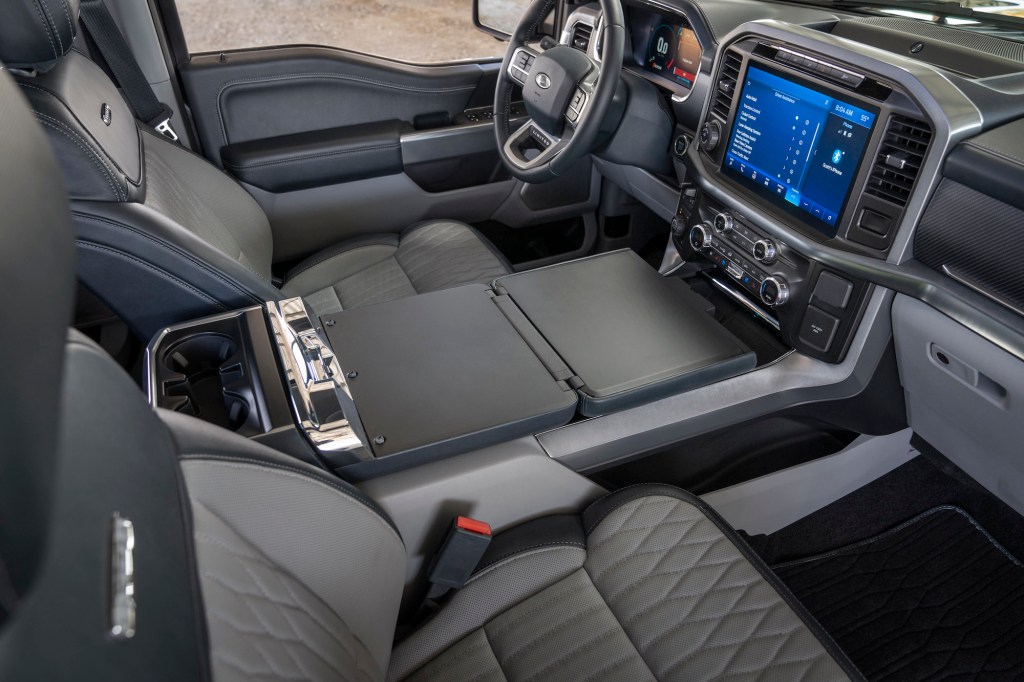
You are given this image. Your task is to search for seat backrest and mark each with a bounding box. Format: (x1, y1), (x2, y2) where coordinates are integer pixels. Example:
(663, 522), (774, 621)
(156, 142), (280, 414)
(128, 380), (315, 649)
(0, 49), (406, 681)
(3, 0), (280, 338)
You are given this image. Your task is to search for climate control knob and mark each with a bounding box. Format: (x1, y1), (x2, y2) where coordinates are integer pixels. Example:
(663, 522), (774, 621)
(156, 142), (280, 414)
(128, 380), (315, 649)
(713, 212), (734, 234)
(760, 276), (790, 307)
(689, 223), (713, 251)
(753, 238), (778, 265)
(699, 121), (721, 152)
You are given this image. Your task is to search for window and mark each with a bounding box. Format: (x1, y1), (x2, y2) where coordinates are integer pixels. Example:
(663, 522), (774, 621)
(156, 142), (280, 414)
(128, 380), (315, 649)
(175, 0), (509, 63)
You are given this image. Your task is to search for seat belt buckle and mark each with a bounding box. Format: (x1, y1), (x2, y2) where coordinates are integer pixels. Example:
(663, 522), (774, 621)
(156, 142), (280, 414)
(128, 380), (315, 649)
(427, 516), (492, 590)
(149, 105), (180, 142)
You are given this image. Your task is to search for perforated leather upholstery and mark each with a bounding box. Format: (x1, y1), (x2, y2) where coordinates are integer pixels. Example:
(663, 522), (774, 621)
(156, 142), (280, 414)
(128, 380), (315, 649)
(390, 490), (861, 682)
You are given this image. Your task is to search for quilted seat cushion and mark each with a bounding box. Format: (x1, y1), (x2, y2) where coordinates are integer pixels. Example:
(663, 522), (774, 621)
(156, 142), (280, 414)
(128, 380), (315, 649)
(281, 220), (511, 317)
(391, 486), (862, 682)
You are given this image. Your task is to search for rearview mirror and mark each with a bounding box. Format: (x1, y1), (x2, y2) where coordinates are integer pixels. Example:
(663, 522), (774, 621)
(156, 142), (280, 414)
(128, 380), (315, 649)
(473, 0), (531, 40)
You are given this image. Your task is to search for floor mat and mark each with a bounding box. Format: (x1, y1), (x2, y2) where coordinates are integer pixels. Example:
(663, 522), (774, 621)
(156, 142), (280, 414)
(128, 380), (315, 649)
(774, 506), (1024, 681)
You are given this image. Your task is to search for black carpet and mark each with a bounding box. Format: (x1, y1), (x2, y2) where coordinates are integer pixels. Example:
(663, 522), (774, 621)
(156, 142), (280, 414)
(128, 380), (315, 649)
(774, 506), (1024, 681)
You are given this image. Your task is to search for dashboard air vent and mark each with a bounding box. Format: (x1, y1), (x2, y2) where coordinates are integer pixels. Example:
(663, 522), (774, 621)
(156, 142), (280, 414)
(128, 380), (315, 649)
(865, 114), (933, 207)
(711, 51), (742, 121)
(571, 22), (594, 52)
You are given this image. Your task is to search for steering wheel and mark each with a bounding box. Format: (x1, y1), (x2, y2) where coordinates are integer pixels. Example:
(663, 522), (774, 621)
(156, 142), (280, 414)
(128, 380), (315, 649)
(494, 0), (625, 183)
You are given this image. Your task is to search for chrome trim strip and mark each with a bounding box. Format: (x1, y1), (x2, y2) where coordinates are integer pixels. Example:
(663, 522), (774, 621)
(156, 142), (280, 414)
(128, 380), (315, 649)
(109, 513), (135, 640)
(266, 298), (369, 457)
(707, 273), (781, 330)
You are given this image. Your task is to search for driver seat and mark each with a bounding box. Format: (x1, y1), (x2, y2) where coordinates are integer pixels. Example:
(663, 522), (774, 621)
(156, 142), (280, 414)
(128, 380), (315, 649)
(0, 0), (511, 339)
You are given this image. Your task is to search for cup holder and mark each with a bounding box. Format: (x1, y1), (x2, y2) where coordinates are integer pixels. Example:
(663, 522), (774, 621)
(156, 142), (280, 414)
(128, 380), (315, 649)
(159, 332), (256, 434)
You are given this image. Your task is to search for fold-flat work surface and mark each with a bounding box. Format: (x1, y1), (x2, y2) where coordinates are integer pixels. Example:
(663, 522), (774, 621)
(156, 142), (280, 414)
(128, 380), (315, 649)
(774, 506), (1024, 681)
(496, 250), (754, 413)
(323, 284), (577, 459)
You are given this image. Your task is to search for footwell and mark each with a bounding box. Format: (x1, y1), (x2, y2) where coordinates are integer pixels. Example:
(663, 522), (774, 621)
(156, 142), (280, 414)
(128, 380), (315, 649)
(774, 506), (1024, 681)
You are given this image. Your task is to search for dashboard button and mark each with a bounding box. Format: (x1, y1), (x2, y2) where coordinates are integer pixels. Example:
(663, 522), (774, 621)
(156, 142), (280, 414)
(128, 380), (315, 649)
(812, 272), (854, 309)
(760, 276), (790, 307)
(799, 306), (840, 352)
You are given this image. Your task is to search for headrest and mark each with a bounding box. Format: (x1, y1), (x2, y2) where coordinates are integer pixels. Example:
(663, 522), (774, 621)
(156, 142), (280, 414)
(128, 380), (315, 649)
(0, 0), (80, 71)
(0, 67), (76, 607)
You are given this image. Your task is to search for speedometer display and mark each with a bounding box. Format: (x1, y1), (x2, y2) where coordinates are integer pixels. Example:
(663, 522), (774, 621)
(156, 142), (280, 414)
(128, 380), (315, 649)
(630, 9), (702, 91)
(645, 24), (700, 88)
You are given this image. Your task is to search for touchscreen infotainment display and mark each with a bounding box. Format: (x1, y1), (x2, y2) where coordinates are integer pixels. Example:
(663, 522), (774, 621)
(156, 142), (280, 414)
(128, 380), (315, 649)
(722, 64), (878, 237)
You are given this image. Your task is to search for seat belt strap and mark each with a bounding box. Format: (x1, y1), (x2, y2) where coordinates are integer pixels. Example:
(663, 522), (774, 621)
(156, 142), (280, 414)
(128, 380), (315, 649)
(78, 0), (180, 142)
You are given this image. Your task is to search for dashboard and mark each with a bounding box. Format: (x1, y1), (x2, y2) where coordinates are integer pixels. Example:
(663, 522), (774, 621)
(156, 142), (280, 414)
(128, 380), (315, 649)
(560, 0), (1024, 369)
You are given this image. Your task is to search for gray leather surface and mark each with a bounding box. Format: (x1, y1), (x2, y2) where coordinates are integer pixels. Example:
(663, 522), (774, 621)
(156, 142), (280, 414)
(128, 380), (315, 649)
(0, 65), (76, 613)
(16, 51), (143, 202)
(393, 494), (853, 682)
(144, 128), (273, 280)
(181, 456), (406, 678)
(0, 0), (79, 70)
(585, 495), (852, 681)
(190, 499), (380, 682)
(389, 546), (588, 681)
(283, 221), (511, 317)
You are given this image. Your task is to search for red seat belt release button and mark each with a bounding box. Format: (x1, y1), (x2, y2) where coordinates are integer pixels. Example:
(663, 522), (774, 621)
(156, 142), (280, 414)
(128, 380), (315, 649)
(428, 517), (493, 590)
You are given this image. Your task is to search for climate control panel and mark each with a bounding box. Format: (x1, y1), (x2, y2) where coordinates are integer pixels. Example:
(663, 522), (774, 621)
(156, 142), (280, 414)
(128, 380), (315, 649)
(673, 185), (872, 364)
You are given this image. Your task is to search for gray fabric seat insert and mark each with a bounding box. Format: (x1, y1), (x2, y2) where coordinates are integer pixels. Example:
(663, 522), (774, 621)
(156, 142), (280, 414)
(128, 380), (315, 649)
(281, 221), (512, 318)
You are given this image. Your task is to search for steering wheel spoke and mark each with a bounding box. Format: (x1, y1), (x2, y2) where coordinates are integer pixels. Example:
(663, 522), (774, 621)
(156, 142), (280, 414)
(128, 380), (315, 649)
(502, 119), (570, 170)
(508, 46), (543, 87)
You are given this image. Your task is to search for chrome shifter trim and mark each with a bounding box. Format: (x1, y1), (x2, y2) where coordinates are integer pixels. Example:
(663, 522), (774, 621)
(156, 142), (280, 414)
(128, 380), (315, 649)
(266, 298), (369, 458)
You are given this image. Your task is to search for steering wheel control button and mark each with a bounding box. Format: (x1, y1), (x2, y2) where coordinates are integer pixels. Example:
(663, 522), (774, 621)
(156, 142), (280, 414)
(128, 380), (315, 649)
(799, 305), (840, 352)
(713, 212), (734, 234)
(700, 121), (721, 151)
(689, 223), (713, 250)
(760, 276), (790, 307)
(753, 238), (778, 264)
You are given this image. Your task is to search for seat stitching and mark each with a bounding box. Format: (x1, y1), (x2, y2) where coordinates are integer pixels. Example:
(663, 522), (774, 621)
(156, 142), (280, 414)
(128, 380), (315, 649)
(224, 143), (401, 170)
(180, 456), (402, 542)
(30, 0), (58, 60)
(476, 541), (586, 573)
(465, 545), (583, 585)
(38, 0), (63, 54)
(495, 600), (608, 662)
(287, 243), (397, 282)
(72, 212), (268, 304)
(57, 0), (73, 40)
(77, 241), (229, 308)
(486, 571), (593, 638)
(34, 115), (123, 200)
(515, 626), (623, 682)
(195, 498), (378, 679)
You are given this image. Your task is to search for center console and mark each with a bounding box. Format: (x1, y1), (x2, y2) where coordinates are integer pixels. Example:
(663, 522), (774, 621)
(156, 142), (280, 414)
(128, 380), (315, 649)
(677, 35), (934, 362)
(146, 250), (755, 479)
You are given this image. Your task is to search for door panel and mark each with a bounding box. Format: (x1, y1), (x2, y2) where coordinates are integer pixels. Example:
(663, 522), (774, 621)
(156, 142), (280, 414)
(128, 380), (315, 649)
(178, 46), (598, 263)
(180, 48), (493, 159)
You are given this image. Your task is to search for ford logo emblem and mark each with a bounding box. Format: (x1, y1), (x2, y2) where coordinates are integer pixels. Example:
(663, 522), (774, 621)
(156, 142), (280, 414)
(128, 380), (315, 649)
(535, 73), (551, 89)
